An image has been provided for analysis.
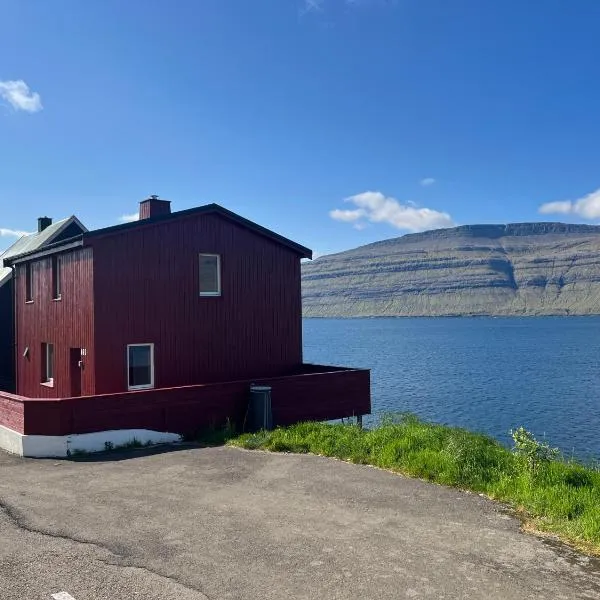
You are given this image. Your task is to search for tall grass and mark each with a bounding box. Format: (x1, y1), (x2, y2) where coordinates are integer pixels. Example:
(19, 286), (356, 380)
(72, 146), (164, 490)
(229, 415), (600, 554)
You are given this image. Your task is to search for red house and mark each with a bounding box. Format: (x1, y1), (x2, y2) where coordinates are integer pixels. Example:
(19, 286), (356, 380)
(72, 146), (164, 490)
(0, 216), (88, 393)
(0, 198), (370, 457)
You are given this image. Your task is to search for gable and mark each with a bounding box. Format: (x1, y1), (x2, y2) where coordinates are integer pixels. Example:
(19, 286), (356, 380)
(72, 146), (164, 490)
(0, 216), (87, 287)
(83, 203), (312, 259)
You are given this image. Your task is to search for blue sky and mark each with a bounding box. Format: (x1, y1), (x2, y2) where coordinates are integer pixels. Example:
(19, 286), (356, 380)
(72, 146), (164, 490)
(2, 0), (600, 256)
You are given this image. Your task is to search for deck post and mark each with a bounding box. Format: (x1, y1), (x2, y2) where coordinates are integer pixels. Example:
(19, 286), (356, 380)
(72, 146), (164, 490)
(357, 415), (363, 429)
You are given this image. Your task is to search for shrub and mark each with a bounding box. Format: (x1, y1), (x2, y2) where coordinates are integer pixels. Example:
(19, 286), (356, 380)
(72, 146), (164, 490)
(510, 426), (560, 473)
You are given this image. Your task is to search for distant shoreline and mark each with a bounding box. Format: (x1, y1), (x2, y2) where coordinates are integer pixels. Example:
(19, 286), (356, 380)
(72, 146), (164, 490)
(302, 313), (600, 318)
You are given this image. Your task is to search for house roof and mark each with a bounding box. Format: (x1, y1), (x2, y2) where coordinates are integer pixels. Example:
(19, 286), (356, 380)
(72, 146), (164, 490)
(84, 203), (312, 258)
(0, 216), (88, 285)
(4, 203), (312, 264)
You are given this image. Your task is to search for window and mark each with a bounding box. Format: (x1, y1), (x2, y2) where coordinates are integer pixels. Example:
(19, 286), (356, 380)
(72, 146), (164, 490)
(199, 254), (221, 296)
(25, 263), (33, 302)
(41, 343), (54, 385)
(127, 344), (154, 390)
(52, 256), (61, 300)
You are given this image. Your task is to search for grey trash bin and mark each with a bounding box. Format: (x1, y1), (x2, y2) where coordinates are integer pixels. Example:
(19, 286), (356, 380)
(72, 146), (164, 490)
(249, 385), (273, 431)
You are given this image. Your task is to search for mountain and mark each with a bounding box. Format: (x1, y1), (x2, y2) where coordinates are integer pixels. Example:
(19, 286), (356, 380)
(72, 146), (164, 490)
(302, 223), (600, 317)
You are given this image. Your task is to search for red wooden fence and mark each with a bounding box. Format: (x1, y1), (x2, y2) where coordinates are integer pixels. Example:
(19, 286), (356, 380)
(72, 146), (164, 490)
(0, 392), (25, 433)
(1, 366), (370, 438)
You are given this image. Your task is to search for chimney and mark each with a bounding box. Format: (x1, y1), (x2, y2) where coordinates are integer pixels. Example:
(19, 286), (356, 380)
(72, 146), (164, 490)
(139, 195), (172, 220)
(38, 217), (53, 233)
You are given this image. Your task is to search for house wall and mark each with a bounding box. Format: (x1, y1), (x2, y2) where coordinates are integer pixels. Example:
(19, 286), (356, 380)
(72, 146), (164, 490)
(19, 368), (371, 437)
(15, 248), (95, 398)
(90, 213), (303, 394)
(0, 280), (15, 392)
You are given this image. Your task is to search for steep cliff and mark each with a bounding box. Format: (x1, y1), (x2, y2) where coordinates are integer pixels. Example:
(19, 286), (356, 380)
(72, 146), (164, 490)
(302, 223), (600, 317)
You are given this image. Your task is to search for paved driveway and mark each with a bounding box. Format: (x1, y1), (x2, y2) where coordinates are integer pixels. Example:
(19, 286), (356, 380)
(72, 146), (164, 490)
(0, 445), (599, 599)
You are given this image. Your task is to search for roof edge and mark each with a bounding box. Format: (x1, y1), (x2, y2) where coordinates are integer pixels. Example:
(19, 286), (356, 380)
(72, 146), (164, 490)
(84, 203), (312, 258)
(1, 215), (88, 266)
(44, 215), (89, 243)
(3, 239), (84, 266)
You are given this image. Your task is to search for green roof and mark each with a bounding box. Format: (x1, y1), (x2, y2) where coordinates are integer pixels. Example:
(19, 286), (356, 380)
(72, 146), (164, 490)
(0, 217), (87, 287)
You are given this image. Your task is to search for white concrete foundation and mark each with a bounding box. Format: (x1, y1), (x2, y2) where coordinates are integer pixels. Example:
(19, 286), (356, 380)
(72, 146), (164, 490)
(0, 423), (181, 458)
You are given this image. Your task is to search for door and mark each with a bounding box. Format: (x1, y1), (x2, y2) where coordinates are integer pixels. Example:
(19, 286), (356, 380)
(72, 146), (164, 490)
(69, 348), (82, 397)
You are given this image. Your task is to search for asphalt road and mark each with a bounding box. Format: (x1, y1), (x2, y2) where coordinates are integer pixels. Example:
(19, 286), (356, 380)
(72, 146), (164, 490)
(0, 445), (599, 600)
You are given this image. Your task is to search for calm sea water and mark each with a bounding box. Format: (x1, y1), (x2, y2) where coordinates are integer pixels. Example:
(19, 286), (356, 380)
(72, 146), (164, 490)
(303, 317), (600, 462)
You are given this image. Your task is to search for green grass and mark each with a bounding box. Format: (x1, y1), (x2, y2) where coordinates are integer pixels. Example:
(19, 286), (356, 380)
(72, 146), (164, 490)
(228, 415), (600, 555)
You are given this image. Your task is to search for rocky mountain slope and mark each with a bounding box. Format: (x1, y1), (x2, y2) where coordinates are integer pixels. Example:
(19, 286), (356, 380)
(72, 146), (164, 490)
(301, 223), (600, 317)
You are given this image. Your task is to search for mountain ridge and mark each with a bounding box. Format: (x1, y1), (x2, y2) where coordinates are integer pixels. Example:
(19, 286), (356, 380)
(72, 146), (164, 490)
(302, 222), (600, 317)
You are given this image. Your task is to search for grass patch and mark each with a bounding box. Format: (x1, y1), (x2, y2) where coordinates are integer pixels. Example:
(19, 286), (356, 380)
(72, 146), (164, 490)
(228, 415), (600, 555)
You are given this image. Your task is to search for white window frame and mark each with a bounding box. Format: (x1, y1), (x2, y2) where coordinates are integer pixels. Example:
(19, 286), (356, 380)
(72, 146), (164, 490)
(127, 343), (155, 391)
(25, 262), (33, 303)
(52, 255), (62, 300)
(199, 253), (222, 297)
(42, 342), (54, 386)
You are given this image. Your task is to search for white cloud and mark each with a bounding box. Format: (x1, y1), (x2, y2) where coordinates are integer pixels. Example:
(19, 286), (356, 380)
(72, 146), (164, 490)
(538, 188), (600, 220)
(0, 227), (29, 238)
(420, 177), (436, 187)
(120, 213), (139, 223)
(538, 201), (573, 215)
(330, 191), (455, 232)
(304, 0), (324, 10)
(0, 80), (42, 113)
(303, 0), (388, 12)
(329, 208), (364, 222)
(301, 251), (323, 263)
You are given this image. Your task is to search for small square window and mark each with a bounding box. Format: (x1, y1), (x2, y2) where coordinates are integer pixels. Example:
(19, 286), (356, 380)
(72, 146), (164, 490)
(199, 254), (221, 296)
(127, 344), (154, 390)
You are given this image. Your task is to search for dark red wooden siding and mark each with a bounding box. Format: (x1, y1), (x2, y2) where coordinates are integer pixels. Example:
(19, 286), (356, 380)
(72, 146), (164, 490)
(90, 213), (303, 394)
(15, 248), (95, 398)
(0, 280), (15, 392)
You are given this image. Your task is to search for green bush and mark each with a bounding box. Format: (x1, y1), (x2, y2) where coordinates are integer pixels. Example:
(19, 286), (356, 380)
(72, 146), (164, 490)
(510, 426), (560, 473)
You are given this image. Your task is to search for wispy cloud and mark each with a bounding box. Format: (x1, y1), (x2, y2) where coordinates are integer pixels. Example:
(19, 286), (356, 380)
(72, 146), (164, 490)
(119, 213), (139, 223)
(0, 80), (42, 113)
(330, 191), (455, 232)
(420, 177), (436, 187)
(539, 188), (600, 220)
(0, 227), (29, 238)
(303, 0), (324, 11)
(302, 251), (324, 263)
(303, 0), (389, 12)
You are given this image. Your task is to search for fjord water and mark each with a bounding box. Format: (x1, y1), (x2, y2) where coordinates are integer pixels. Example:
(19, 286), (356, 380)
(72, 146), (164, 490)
(303, 317), (600, 462)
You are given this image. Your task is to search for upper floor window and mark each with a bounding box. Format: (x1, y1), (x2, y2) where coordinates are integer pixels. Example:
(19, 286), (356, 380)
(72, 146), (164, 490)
(199, 254), (221, 297)
(52, 256), (61, 300)
(25, 263), (33, 302)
